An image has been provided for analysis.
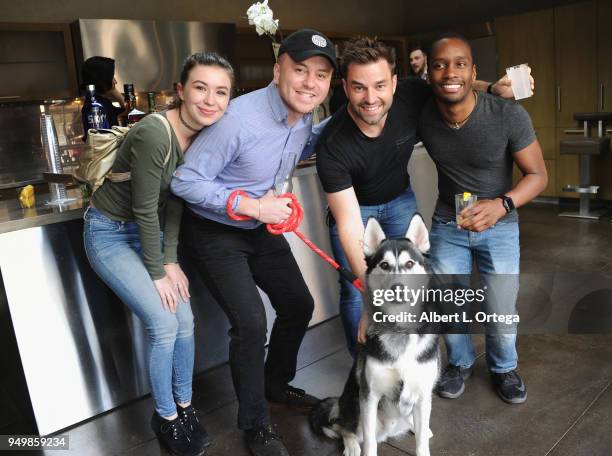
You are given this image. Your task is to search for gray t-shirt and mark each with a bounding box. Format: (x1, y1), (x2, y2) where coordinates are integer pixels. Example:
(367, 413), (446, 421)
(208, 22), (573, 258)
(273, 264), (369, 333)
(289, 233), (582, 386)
(418, 92), (536, 222)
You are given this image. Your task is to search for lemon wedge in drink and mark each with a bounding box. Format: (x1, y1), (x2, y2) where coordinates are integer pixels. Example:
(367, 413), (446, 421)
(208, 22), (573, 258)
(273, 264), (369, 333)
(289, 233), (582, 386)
(462, 192), (472, 202)
(19, 185), (36, 209)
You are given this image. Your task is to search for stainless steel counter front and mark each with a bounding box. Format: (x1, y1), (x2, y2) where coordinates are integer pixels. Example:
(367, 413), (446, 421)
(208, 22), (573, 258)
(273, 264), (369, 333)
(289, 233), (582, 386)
(0, 164), (340, 435)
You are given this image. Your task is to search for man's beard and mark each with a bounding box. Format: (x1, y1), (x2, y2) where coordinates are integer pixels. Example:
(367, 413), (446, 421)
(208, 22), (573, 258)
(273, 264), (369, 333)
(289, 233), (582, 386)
(349, 102), (390, 126)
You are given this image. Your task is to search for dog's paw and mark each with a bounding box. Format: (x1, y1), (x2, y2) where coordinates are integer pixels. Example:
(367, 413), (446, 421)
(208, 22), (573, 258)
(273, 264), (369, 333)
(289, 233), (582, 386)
(362, 445), (378, 456)
(342, 436), (361, 456)
(416, 444), (431, 456)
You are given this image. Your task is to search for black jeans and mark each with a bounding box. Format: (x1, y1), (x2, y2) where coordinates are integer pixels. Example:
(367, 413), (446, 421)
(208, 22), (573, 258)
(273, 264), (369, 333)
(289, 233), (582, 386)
(181, 211), (314, 430)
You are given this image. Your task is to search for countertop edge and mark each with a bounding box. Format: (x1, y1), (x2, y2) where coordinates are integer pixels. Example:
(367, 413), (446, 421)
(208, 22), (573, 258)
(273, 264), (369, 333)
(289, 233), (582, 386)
(0, 206), (86, 235)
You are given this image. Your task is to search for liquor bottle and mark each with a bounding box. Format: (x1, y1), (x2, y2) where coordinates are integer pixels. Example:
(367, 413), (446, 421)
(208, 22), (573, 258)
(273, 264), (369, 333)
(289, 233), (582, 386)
(122, 84), (146, 124)
(147, 92), (156, 113)
(118, 83), (136, 126)
(83, 84), (110, 130)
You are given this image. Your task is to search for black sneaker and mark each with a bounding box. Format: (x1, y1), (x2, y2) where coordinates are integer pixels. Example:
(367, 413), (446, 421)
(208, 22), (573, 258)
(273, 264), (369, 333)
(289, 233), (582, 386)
(266, 385), (319, 410)
(177, 405), (212, 451)
(150, 412), (204, 456)
(492, 370), (527, 404)
(245, 425), (290, 456)
(437, 364), (473, 399)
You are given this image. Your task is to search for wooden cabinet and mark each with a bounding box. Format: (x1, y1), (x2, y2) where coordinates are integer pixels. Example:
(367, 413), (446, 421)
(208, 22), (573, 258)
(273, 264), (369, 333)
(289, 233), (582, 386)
(496, 9), (558, 195)
(0, 23), (78, 102)
(496, 9), (556, 129)
(496, 1), (612, 200)
(555, 0), (612, 199)
(598, 0), (612, 112)
(595, 0), (612, 199)
(554, 1), (598, 127)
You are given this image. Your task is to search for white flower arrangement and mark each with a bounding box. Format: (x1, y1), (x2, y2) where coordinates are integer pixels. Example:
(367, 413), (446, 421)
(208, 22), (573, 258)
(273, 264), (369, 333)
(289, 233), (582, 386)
(246, 0), (281, 42)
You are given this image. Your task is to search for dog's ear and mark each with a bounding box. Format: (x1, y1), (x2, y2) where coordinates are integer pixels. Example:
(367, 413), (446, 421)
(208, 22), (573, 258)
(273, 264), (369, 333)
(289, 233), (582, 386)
(363, 217), (386, 256)
(405, 213), (430, 253)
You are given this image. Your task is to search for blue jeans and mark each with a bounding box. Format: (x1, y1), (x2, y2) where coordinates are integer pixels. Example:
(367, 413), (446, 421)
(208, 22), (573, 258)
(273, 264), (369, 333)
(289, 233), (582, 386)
(429, 216), (520, 373)
(329, 187), (418, 357)
(83, 207), (195, 417)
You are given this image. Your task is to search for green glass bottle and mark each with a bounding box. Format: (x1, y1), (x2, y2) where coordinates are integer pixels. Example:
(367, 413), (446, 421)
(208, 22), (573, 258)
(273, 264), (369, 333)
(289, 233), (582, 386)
(147, 92), (156, 113)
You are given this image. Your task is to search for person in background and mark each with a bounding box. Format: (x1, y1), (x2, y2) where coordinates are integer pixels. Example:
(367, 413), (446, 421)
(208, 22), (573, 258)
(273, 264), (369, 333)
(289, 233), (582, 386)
(80, 56), (125, 137)
(171, 29), (336, 456)
(409, 45), (428, 80)
(418, 34), (547, 405)
(83, 52), (234, 456)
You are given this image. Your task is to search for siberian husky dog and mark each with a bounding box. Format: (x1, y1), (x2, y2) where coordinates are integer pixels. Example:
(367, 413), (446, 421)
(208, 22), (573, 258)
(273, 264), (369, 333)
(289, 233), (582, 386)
(311, 214), (440, 456)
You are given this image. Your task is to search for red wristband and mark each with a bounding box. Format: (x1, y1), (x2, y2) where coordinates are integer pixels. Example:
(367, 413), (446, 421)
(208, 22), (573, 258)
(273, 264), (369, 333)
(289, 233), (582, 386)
(226, 190), (252, 221)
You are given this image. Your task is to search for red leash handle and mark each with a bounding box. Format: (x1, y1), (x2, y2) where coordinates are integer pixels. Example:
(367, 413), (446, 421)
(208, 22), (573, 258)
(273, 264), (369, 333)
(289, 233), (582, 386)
(226, 189), (364, 292)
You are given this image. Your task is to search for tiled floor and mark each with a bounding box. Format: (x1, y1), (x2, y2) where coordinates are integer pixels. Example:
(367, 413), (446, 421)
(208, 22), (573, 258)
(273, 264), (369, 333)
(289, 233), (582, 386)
(15, 203), (612, 455)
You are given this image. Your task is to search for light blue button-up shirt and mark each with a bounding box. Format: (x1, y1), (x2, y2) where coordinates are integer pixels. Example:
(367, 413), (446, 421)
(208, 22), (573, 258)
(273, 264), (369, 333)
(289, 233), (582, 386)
(171, 83), (315, 229)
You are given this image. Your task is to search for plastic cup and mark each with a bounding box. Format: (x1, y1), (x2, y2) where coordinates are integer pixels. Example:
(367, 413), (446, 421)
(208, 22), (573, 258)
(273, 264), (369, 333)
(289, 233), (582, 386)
(455, 193), (477, 224)
(506, 64), (533, 100)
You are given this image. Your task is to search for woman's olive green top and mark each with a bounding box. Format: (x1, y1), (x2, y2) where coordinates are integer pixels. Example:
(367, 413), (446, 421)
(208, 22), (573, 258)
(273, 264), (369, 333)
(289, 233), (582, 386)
(92, 111), (184, 280)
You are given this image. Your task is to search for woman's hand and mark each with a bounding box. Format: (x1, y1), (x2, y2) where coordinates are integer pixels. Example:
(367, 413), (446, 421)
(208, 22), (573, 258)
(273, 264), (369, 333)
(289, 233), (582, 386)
(154, 275), (179, 313)
(164, 263), (191, 302)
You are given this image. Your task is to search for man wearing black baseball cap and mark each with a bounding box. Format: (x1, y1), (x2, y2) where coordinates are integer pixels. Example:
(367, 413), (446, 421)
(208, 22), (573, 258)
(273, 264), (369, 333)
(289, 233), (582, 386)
(172, 28), (336, 456)
(278, 28), (337, 68)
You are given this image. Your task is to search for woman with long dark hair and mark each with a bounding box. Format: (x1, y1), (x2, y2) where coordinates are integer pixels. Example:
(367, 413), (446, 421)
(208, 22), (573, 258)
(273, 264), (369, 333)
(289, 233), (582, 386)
(83, 52), (234, 456)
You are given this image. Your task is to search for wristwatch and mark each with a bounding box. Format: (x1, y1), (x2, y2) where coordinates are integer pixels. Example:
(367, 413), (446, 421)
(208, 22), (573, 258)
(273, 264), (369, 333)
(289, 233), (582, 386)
(498, 195), (515, 213)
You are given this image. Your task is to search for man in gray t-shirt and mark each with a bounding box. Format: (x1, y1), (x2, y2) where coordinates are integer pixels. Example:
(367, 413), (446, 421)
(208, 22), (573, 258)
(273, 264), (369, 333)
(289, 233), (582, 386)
(418, 34), (548, 405)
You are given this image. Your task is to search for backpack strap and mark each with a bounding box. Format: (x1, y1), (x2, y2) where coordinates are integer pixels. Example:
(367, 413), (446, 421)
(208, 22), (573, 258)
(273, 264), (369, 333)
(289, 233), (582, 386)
(149, 113), (173, 166)
(106, 113), (173, 183)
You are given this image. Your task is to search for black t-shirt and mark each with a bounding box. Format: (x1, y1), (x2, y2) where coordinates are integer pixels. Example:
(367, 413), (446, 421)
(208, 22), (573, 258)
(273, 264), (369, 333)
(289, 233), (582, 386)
(418, 92), (536, 221)
(316, 78), (431, 206)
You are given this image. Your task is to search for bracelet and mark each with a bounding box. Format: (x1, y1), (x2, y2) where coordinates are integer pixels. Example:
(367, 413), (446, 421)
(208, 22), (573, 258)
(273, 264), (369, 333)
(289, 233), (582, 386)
(487, 83), (494, 94)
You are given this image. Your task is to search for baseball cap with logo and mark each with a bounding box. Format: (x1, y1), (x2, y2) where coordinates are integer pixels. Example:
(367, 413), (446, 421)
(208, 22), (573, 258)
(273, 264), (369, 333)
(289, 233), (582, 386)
(278, 29), (337, 70)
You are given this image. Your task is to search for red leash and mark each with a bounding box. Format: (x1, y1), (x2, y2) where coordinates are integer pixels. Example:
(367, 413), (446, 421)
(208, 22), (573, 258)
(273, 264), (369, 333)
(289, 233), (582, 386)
(227, 190), (364, 292)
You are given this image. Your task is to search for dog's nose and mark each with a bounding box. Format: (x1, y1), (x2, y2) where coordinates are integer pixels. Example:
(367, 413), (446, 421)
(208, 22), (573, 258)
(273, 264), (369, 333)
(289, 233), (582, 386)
(390, 283), (404, 291)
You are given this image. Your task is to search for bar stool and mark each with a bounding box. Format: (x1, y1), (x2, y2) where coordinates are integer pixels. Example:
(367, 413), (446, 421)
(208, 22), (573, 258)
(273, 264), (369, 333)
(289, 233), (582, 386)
(559, 112), (611, 219)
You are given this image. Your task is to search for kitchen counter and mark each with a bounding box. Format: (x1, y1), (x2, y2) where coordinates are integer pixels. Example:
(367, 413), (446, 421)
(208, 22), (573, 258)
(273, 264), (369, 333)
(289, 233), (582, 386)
(0, 188), (85, 234)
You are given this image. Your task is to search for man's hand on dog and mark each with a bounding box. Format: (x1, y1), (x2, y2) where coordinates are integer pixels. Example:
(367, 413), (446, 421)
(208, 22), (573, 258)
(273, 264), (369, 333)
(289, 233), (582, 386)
(459, 198), (507, 232)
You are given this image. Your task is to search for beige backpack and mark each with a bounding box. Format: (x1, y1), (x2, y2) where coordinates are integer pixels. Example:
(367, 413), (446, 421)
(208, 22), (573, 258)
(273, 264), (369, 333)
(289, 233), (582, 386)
(75, 113), (172, 192)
